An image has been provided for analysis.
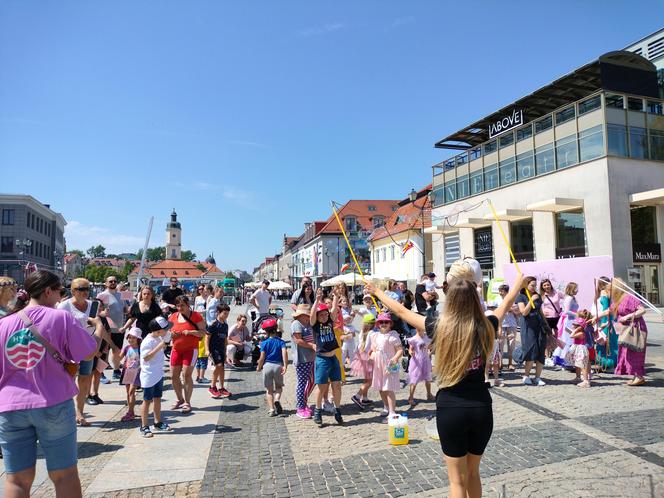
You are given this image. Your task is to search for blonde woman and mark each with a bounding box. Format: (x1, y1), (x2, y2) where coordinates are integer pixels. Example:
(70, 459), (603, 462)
(366, 271), (524, 498)
(0, 277), (18, 317)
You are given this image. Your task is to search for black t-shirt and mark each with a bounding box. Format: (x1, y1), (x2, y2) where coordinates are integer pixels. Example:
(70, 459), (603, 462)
(312, 320), (339, 355)
(415, 284), (428, 313)
(426, 314), (499, 408)
(206, 320), (228, 351)
(129, 301), (163, 338)
(162, 287), (184, 305)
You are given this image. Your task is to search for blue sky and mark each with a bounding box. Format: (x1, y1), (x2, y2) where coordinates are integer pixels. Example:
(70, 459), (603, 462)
(1, 1), (661, 270)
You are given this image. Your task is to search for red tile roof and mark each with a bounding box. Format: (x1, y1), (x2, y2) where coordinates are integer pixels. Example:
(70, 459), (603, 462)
(130, 260), (224, 278)
(369, 186), (432, 241)
(318, 200), (399, 234)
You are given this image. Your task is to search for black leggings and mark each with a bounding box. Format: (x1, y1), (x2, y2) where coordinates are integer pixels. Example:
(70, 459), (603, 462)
(436, 405), (493, 457)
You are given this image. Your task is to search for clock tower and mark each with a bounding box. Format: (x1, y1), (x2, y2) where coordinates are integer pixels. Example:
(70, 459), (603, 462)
(165, 209), (181, 260)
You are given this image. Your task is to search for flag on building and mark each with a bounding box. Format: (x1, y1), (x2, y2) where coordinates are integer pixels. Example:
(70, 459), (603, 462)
(340, 263), (351, 273)
(402, 241), (414, 255)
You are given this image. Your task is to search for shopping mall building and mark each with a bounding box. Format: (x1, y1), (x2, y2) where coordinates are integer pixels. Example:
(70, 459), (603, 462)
(427, 29), (664, 305)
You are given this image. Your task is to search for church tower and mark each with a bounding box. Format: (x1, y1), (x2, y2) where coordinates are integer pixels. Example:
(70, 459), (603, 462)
(165, 209), (182, 260)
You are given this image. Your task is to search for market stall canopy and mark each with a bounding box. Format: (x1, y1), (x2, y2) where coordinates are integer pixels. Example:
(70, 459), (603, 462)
(268, 281), (292, 290)
(244, 282), (260, 289)
(320, 273), (377, 287)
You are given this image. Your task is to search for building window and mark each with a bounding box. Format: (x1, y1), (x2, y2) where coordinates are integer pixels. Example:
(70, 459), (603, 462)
(373, 216), (385, 229)
(390, 245), (395, 260)
(456, 153), (468, 165)
(344, 217), (357, 232)
(30, 215), (35, 230)
(579, 125), (604, 162)
(516, 151), (535, 180)
(534, 116), (553, 134)
(431, 187), (444, 207)
(556, 210), (586, 258)
(647, 100), (663, 115)
(555, 106), (576, 125)
(374, 249), (379, 263)
(470, 171), (483, 195)
(607, 124), (628, 157)
(469, 147), (482, 161)
(499, 132), (514, 148)
(0, 237), (13, 253)
(516, 125), (532, 142)
(510, 220), (534, 261)
(2, 209), (15, 225)
(484, 164), (499, 190)
(650, 129), (664, 161)
(555, 134), (578, 169)
(630, 206), (657, 245)
(627, 97), (643, 112)
(499, 158), (516, 186)
(456, 175), (469, 199)
(444, 234), (460, 268)
(578, 95), (601, 115)
(605, 94), (624, 109)
(444, 181), (457, 204)
(535, 143), (555, 175)
(368, 205), (376, 212)
(629, 126), (648, 159)
(381, 248), (386, 262)
(26, 212), (31, 228)
(483, 140), (497, 154)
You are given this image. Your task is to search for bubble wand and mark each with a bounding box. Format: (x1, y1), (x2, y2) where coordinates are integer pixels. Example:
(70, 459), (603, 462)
(331, 201), (381, 312)
(487, 199), (534, 308)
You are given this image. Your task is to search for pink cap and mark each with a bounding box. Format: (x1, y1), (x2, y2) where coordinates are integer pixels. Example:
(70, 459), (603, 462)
(376, 312), (393, 323)
(316, 304), (329, 312)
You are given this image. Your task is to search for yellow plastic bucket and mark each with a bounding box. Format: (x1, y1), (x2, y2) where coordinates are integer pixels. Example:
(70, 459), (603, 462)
(388, 416), (409, 445)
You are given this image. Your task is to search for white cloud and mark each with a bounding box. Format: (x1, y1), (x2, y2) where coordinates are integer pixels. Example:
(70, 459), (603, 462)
(65, 221), (145, 254)
(298, 23), (345, 37)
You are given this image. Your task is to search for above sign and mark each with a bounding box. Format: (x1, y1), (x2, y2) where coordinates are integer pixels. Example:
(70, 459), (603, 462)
(488, 109), (524, 139)
(474, 228), (494, 268)
(633, 243), (661, 263)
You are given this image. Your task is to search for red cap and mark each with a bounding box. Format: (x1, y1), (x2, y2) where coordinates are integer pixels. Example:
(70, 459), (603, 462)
(316, 303), (329, 312)
(261, 318), (278, 330)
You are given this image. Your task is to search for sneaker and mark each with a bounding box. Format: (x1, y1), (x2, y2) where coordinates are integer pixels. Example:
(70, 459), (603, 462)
(198, 377), (211, 384)
(208, 387), (221, 399)
(86, 395), (99, 406)
(313, 408), (323, 426)
(351, 395), (364, 409)
(544, 358), (555, 367)
(334, 408), (343, 425)
(225, 363), (236, 370)
(274, 401), (283, 415)
(92, 394), (104, 405)
(218, 388), (232, 398)
(522, 376), (533, 386)
(112, 371), (121, 381)
(153, 421), (172, 432)
(304, 407), (313, 418)
(296, 408), (309, 419)
(99, 375), (111, 385)
(268, 409), (276, 417)
(121, 412), (134, 422)
(534, 378), (546, 386)
(322, 400), (335, 414)
(360, 398), (373, 405)
(380, 409), (389, 417)
(577, 380), (591, 388)
(139, 426), (153, 438)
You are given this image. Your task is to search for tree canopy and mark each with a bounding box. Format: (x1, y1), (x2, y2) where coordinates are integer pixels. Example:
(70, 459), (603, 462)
(86, 245), (106, 258)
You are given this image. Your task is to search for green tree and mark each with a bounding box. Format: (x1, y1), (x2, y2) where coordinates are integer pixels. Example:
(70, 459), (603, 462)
(68, 249), (85, 257)
(106, 253), (118, 259)
(146, 247), (166, 260)
(119, 261), (135, 281)
(196, 263), (206, 272)
(181, 250), (196, 262)
(84, 265), (120, 283)
(86, 245), (106, 258)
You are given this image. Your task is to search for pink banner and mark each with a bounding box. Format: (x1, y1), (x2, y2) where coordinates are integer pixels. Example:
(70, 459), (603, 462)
(502, 256), (614, 310)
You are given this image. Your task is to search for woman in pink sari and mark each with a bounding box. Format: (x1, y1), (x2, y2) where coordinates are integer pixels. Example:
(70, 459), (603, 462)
(612, 278), (648, 386)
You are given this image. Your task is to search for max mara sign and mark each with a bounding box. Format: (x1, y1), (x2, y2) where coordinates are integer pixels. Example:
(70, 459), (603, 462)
(488, 109), (524, 139)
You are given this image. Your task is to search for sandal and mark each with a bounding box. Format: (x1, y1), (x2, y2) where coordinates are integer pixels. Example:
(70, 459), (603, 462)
(181, 403), (192, 413)
(426, 395), (436, 402)
(171, 400), (185, 410)
(76, 418), (91, 427)
(629, 378), (646, 386)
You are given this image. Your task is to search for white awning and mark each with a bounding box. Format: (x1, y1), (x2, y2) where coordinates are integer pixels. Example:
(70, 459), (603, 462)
(630, 188), (664, 206)
(455, 217), (492, 229)
(526, 198), (583, 213)
(482, 209), (531, 222)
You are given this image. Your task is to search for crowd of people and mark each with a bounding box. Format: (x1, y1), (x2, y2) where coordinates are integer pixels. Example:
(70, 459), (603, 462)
(0, 261), (656, 498)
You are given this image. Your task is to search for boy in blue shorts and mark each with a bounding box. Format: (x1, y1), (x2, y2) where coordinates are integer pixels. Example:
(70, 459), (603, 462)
(256, 319), (288, 416)
(139, 317), (173, 438)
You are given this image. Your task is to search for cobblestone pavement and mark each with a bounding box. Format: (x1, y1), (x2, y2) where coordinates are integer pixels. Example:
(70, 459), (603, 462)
(4, 304), (664, 497)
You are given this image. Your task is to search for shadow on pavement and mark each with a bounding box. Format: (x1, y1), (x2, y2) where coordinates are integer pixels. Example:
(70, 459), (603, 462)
(78, 442), (123, 458)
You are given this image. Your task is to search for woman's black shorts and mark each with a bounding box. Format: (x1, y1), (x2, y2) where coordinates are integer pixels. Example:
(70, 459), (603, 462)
(436, 405), (493, 457)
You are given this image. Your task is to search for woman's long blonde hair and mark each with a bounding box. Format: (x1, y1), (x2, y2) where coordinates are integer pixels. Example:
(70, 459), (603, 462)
(610, 277), (628, 313)
(433, 279), (494, 388)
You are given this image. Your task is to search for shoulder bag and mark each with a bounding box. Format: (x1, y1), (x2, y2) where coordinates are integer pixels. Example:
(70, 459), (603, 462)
(617, 313), (646, 352)
(18, 310), (79, 376)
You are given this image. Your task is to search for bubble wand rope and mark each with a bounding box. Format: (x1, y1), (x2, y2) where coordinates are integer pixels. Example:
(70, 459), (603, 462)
(331, 201), (381, 312)
(487, 199), (534, 308)
(598, 277), (662, 315)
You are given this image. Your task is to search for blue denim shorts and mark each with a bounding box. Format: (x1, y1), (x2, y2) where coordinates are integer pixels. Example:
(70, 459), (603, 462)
(143, 378), (164, 401)
(0, 399), (77, 473)
(78, 358), (94, 376)
(314, 355), (341, 385)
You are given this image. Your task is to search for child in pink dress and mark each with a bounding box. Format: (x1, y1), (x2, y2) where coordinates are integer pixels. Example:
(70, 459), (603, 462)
(350, 313), (377, 409)
(564, 310), (592, 387)
(370, 313), (403, 417)
(407, 329), (434, 406)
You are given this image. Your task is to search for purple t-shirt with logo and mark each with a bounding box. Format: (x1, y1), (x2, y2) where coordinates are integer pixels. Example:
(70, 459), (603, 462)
(0, 306), (97, 413)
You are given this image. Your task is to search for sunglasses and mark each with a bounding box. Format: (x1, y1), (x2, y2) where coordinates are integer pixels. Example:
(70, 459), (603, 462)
(75, 287), (90, 292)
(108, 280), (117, 284)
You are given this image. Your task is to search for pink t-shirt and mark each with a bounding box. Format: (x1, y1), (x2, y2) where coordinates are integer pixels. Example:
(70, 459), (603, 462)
(0, 306), (97, 413)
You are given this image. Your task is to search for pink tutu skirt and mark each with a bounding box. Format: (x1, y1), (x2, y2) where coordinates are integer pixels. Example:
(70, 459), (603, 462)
(565, 344), (589, 369)
(350, 350), (373, 378)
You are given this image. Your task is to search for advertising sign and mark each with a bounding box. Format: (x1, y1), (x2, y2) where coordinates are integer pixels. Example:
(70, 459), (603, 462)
(488, 109), (524, 139)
